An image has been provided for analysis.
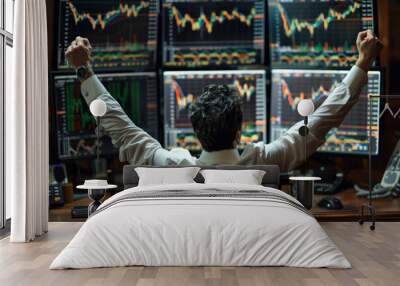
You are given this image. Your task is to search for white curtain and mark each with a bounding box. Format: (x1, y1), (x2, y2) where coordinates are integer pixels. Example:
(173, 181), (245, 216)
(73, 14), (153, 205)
(7, 0), (49, 242)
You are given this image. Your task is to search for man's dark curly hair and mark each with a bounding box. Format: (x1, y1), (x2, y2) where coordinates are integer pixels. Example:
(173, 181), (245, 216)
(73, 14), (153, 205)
(189, 84), (243, 152)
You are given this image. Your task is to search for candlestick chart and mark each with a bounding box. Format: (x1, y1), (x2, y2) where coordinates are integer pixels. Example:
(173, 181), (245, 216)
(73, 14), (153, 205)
(270, 70), (381, 155)
(54, 73), (159, 159)
(268, 0), (374, 67)
(162, 0), (265, 67)
(163, 70), (266, 151)
(57, 0), (159, 70)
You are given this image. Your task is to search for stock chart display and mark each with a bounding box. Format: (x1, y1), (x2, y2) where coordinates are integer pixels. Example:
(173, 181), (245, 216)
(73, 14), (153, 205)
(57, 0), (159, 69)
(162, 0), (265, 67)
(270, 70), (381, 155)
(163, 70), (266, 152)
(268, 0), (374, 67)
(54, 73), (159, 159)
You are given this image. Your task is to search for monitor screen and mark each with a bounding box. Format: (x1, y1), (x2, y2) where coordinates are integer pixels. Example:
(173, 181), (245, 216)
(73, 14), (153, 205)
(268, 0), (375, 68)
(162, 0), (266, 67)
(54, 72), (159, 159)
(56, 0), (159, 70)
(163, 70), (267, 151)
(270, 69), (381, 155)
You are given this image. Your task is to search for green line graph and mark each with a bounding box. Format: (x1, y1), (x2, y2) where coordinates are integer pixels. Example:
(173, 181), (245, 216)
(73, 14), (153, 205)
(65, 80), (142, 133)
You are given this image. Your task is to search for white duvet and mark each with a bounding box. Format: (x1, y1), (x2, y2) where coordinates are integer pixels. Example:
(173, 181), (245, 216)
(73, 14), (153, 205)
(50, 183), (351, 269)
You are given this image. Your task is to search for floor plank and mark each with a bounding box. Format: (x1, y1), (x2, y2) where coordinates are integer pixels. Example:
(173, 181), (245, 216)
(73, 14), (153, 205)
(0, 222), (399, 286)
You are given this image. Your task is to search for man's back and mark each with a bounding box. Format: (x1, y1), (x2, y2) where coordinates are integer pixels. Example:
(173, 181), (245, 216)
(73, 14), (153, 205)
(67, 30), (382, 171)
(80, 66), (366, 172)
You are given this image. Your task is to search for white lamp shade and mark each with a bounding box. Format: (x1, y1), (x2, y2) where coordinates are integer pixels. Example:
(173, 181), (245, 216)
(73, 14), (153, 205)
(89, 99), (107, 117)
(297, 99), (315, 117)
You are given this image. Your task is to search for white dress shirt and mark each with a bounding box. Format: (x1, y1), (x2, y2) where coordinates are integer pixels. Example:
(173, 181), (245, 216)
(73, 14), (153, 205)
(81, 66), (368, 172)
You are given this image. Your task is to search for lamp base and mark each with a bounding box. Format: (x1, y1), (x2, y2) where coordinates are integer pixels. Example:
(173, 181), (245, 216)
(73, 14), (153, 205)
(87, 189), (106, 216)
(359, 204), (376, 231)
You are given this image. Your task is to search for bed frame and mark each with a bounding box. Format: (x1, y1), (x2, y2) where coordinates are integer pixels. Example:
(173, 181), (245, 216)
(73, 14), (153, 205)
(123, 165), (280, 189)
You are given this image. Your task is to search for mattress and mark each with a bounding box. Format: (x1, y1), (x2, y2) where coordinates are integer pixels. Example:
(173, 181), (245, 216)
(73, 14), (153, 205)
(50, 183), (351, 269)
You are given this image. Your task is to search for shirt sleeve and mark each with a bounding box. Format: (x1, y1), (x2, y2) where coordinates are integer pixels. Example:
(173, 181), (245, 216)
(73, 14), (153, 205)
(252, 65), (368, 172)
(80, 75), (163, 165)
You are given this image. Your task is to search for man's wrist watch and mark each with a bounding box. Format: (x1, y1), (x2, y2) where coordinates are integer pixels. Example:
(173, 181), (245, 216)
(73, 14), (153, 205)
(76, 64), (94, 82)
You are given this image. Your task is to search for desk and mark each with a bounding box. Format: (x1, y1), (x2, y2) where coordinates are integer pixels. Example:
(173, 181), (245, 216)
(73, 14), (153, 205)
(49, 187), (400, 222)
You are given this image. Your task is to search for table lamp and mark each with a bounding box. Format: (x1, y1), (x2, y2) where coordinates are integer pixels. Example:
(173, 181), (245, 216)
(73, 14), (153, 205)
(288, 99), (318, 210)
(70, 99), (109, 218)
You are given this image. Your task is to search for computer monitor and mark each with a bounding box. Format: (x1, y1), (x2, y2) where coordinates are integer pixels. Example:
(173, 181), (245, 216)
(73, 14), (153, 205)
(163, 70), (267, 151)
(53, 72), (159, 159)
(56, 0), (159, 70)
(268, 0), (375, 68)
(162, 0), (266, 67)
(270, 69), (381, 155)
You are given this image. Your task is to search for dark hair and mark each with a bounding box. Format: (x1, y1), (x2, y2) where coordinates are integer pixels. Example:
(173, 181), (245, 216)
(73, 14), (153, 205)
(189, 84), (243, 152)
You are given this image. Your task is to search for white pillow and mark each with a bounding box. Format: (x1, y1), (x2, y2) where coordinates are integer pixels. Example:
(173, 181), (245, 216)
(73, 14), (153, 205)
(200, 169), (266, 185)
(135, 167), (201, 186)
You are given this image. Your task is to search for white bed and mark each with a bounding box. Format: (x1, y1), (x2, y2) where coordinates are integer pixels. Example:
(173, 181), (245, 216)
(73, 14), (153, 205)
(50, 182), (351, 269)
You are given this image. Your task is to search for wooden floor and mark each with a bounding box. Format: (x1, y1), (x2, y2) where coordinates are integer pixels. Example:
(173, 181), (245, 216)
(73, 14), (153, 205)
(0, 222), (399, 286)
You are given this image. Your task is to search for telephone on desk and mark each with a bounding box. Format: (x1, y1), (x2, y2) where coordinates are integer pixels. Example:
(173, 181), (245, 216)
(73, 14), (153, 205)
(49, 164), (68, 207)
(355, 139), (400, 199)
